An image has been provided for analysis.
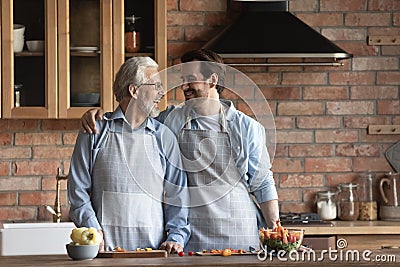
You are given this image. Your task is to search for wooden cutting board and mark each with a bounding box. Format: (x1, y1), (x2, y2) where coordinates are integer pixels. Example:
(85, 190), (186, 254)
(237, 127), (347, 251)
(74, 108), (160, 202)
(97, 250), (168, 258)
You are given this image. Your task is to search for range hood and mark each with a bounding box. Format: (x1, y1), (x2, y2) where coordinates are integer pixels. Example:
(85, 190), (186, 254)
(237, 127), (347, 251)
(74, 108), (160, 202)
(203, 0), (352, 66)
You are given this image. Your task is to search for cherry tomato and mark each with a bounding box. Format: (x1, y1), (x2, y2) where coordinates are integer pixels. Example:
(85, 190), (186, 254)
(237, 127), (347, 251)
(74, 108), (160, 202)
(188, 251), (194, 256)
(178, 251), (185, 257)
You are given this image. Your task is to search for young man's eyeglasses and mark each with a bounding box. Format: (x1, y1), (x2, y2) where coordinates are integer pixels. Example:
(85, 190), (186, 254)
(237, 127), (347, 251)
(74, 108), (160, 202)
(140, 82), (164, 92)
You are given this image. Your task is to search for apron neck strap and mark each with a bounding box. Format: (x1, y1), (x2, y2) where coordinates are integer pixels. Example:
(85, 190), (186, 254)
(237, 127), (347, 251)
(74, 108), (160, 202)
(184, 104), (227, 132)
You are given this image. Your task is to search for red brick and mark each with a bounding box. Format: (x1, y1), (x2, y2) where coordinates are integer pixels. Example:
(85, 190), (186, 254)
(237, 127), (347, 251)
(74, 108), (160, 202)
(15, 133), (62, 146)
(19, 191), (59, 206)
(368, 0), (400, 11)
(180, 0), (226, 12)
(245, 73), (280, 86)
(167, 12), (204, 26)
(368, 27), (400, 35)
(377, 72), (400, 85)
(315, 130), (359, 143)
(280, 174), (324, 188)
(277, 102), (323, 115)
(41, 119), (80, 131)
(236, 100), (274, 116)
(0, 147), (31, 159)
(305, 158), (352, 172)
(0, 133), (12, 145)
(276, 131), (313, 144)
(0, 207), (36, 221)
(277, 188), (302, 202)
(326, 173), (359, 187)
(393, 116), (400, 124)
(297, 117), (341, 129)
(321, 28), (366, 41)
(329, 71), (375, 85)
(345, 13), (391, 26)
(261, 87), (301, 100)
(343, 116), (388, 128)
(321, 0), (366, 11)
(280, 203), (313, 213)
(303, 86), (348, 100)
(327, 101), (374, 115)
(0, 162), (10, 176)
(185, 26), (219, 42)
(63, 132), (78, 145)
(42, 176), (68, 191)
(296, 13), (343, 27)
(32, 147), (74, 159)
(282, 72), (327, 85)
(394, 13), (400, 26)
(0, 120), (39, 132)
(274, 145), (287, 158)
(271, 158), (303, 173)
(289, 0), (318, 12)
(274, 117), (295, 129)
(362, 131), (400, 143)
(289, 144), (334, 157)
(378, 100), (400, 115)
(353, 157), (392, 172)
(336, 144), (380, 157)
(13, 161), (61, 176)
(167, 0), (178, 11)
(351, 86), (398, 99)
(0, 177), (40, 190)
(382, 46), (400, 56)
(168, 26), (184, 41)
(167, 42), (200, 61)
(0, 192), (17, 205)
(352, 57), (398, 71)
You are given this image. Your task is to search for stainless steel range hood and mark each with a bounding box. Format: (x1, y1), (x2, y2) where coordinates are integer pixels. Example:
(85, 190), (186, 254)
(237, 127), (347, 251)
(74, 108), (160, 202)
(203, 0), (352, 65)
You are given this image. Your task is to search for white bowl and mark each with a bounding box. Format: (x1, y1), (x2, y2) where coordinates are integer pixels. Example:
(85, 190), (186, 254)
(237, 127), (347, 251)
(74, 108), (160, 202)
(66, 244), (99, 260)
(26, 40), (45, 52)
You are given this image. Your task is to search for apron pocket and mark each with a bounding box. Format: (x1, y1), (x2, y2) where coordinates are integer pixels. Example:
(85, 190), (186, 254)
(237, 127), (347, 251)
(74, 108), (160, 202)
(101, 191), (153, 228)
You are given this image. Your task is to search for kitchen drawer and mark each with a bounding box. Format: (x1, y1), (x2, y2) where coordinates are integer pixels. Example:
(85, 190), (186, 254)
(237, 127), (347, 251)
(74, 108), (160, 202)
(337, 235), (400, 250)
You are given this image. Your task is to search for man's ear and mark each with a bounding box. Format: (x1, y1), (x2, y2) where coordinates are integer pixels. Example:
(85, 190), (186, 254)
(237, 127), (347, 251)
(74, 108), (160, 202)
(129, 84), (138, 99)
(209, 73), (218, 87)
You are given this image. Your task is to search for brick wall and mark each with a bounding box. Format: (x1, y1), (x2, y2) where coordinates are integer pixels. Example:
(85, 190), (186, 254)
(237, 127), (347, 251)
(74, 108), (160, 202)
(0, 0), (399, 222)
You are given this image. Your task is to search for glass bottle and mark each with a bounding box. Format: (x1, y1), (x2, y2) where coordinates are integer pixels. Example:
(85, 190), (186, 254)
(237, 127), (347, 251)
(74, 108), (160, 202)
(357, 172), (377, 220)
(125, 14), (141, 53)
(337, 183), (359, 221)
(316, 191), (337, 220)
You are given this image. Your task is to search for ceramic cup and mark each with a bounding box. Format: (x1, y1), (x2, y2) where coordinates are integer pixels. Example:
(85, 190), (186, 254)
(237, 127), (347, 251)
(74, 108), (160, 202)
(13, 24), (25, 52)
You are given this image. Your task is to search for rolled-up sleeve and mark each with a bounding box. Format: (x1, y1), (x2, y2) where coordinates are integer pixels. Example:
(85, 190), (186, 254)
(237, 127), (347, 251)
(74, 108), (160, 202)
(68, 130), (102, 229)
(156, 125), (191, 246)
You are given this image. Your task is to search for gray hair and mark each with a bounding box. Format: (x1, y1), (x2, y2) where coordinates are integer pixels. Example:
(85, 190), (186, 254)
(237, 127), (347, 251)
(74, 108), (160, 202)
(113, 57), (158, 102)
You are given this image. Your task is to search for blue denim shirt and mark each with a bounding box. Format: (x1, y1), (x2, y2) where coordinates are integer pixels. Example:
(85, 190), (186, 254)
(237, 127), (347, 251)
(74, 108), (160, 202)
(158, 99), (278, 205)
(68, 107), (190, 246)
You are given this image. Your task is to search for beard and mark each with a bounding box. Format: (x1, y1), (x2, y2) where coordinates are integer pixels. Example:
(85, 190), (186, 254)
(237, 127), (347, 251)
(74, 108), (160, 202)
(138, 93), (160, 118)
(183, 86), (208, 100)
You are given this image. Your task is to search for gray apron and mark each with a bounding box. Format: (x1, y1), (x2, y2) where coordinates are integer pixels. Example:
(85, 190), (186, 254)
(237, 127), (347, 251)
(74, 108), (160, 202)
(91, 121), (165, 251)
(179, 110), (260, 251)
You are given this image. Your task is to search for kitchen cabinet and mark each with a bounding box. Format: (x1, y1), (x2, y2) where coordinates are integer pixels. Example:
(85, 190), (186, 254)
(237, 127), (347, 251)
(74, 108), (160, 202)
(1, 0), (166, 118)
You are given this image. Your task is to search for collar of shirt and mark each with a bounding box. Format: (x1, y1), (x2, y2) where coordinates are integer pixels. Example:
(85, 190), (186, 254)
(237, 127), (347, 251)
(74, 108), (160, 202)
(103, 106), (157, 133)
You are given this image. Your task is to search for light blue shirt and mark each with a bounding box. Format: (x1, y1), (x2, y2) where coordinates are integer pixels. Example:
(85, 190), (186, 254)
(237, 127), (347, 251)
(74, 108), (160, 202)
(68, 107), (190, 246)
(158, 99), (278, 205)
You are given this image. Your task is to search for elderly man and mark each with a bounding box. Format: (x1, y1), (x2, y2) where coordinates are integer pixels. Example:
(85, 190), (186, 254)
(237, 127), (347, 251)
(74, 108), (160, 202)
(68, 57), (190, 253)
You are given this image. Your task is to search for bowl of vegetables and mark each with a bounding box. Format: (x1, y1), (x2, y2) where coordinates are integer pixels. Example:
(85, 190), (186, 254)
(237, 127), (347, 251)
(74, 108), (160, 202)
(259, 221), (304, 252)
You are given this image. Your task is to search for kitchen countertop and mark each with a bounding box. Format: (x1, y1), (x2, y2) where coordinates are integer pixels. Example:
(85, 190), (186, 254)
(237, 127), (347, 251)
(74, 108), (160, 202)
(295, 220), (400, 235)
(1, 250), (399, 266)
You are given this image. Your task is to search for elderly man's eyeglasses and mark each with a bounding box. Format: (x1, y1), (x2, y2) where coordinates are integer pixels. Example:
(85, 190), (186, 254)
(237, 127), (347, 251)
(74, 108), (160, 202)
(140, 82), (164, 92)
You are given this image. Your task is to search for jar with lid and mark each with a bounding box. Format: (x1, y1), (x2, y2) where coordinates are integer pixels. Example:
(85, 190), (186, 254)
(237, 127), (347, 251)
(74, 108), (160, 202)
(316, 191), (337, 220)
(125, 14), (141, 53)
(337, 183), (359, 221)
(14, 83), (23, 107)
(357, 171), (377, 220)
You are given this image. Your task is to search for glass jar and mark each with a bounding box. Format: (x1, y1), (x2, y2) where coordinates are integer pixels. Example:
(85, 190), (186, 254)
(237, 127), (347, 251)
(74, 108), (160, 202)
(337, 183), (359, 221)
(357, 171), (377, 221)
(125, 14), (141, 53)
(316, 191), (337, 220)
(14, 83), (23, 107)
